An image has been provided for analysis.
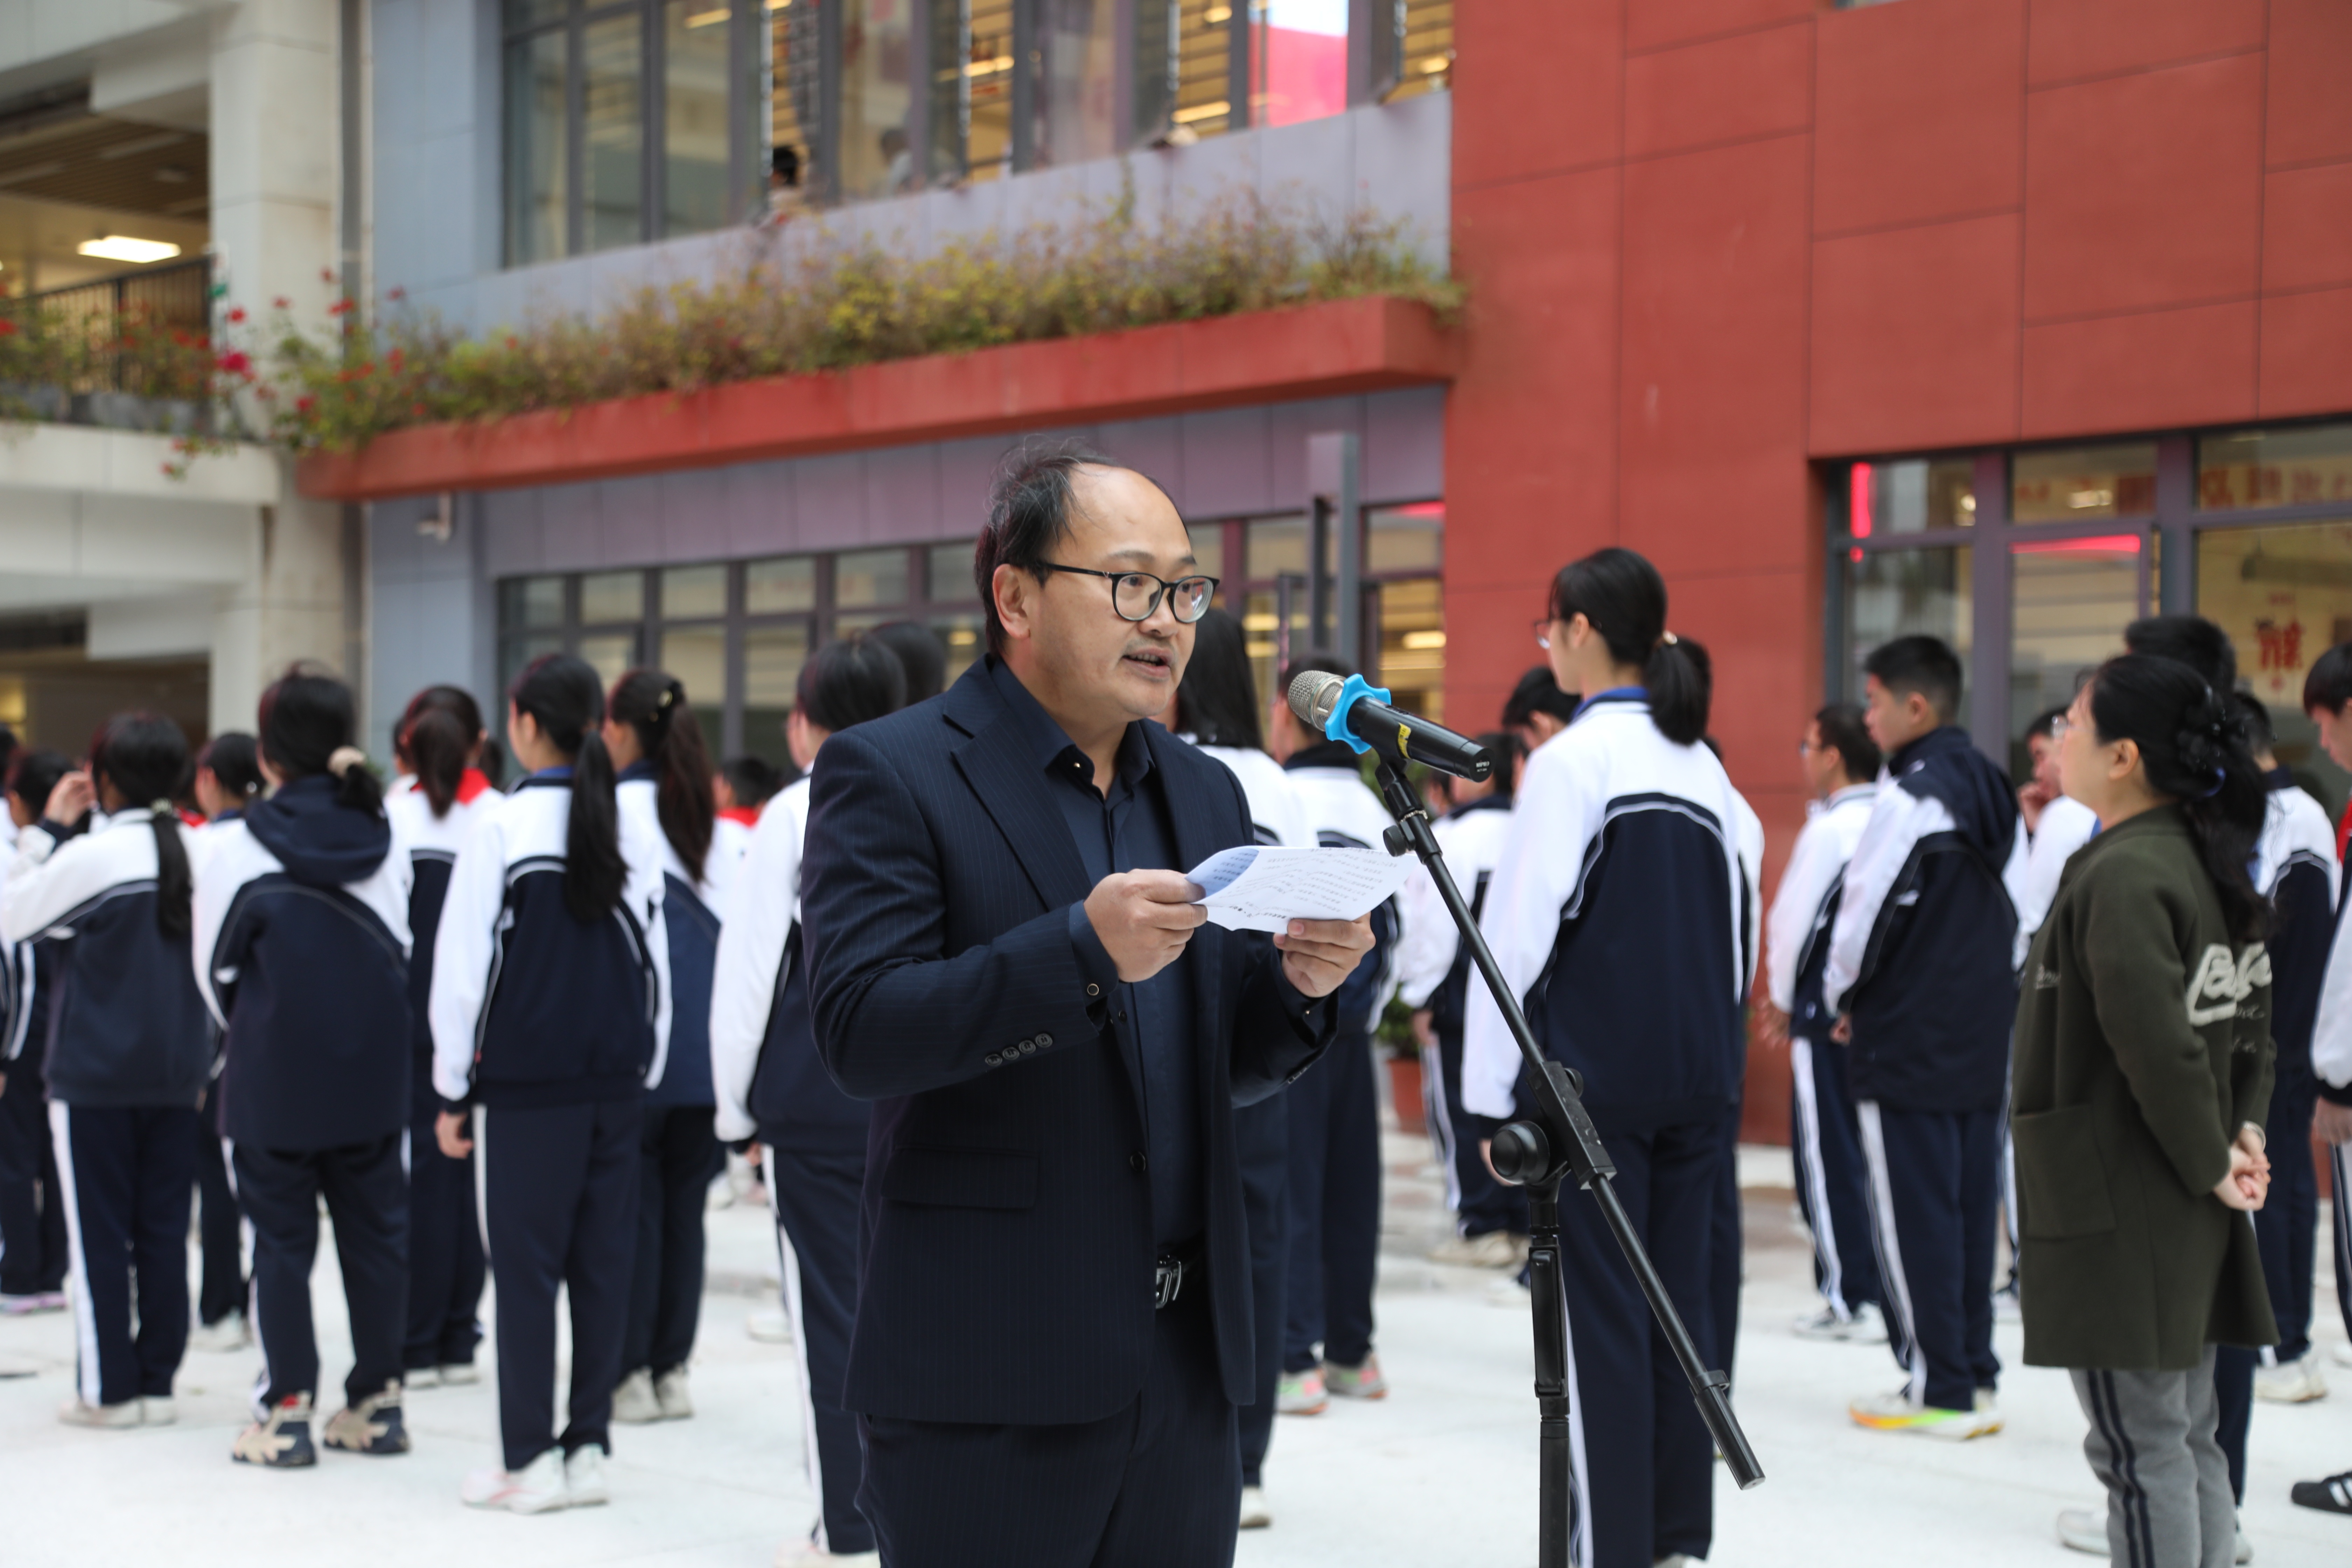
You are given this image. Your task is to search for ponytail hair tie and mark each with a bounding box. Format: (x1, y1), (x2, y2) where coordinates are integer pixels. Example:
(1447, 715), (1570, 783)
(327, 746), (368, 778)
(1660, 630), (1679, 647)
(149, 798), (173, 816)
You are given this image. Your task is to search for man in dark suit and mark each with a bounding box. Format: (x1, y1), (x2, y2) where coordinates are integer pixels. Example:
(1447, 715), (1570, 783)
(798, 444), (1376, 1567)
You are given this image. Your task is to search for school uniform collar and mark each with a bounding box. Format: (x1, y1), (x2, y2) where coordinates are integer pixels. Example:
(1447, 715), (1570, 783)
(211, 808), (244, 825)
(1811, 782), (1877, 817)
(1571, 686), (1647, 722)
(617, 761), (659, 784)
(517, 765), (573, 791)
(2265, 766), (2296, 792)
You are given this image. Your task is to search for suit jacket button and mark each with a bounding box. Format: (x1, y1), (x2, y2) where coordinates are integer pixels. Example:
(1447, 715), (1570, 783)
(984, 1052), (1002, 1067)
(1086, 983), (1101, 997)
(1130, 1151), (1148, 1174)
(1018, 1039), (1037, 1055)
(1033, 1032), (1052, 1049)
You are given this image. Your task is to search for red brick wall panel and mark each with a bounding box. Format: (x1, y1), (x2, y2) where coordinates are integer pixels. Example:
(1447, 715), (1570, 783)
(2024, 0), (2264, 86)
(2020, 300), (2257, 438)
(1624, 21), (1812, 161)
(2022, 54), (2264, 321)
(2267, 0), (2352, 167)
(2259, 287), (2352, 419)
(1813, 0), (2025, 237)
(1625, 0), (1814, 56)
(2262, 164), (2352, 294)
(1809, 214), (2022, 457)
(1451, 0), (1624, 187)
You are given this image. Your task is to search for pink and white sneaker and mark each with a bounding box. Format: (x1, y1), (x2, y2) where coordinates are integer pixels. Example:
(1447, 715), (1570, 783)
(459, 1448), (569, 1513)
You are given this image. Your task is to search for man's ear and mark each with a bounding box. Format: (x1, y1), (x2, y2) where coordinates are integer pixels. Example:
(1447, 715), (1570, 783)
(992, 563), (1033, 646)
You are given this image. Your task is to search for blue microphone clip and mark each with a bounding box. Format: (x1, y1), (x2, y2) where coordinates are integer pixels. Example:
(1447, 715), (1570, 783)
(1320, 674), (1394, 756)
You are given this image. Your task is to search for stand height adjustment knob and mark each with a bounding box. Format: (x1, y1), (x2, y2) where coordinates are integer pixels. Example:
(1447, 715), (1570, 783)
(1490, 1120), (1552, 1187)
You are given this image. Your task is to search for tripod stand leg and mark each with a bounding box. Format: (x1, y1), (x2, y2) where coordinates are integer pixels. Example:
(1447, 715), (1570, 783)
(1527, 1178), (1572, 1568)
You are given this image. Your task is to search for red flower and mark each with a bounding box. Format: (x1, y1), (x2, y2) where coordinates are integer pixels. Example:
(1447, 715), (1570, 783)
(319, 267), (337, 284)
(296, 395), (317, 413)
(0, 319), (17, 337)
(273, 296), (292, 310)
(388, 286), (407, 302)
(226, 307), (247, 324)
(328, 299), (355, 316)
(216, 350), (251, 375)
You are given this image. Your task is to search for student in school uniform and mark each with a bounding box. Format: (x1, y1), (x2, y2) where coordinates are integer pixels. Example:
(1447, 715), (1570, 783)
(0, 750), (72, 1317)
(194, 670), (416, 1468)
(607, 669), (730, 1426)
(431, 652), (670, 1514)
(1715, 747), (1763, 1388)
(1167, 605), (1307, 1531)
(712, 634), (905, 1567)
(1823, 636), (2027, 1441)
(2013, 706), (2102, 967)
(715, 756), (782, 828)
(384, 686), (498, 1388)
(3, 715), (213, 1428)
(1395, 731), (1526, 1271)
(1755, 704), (1885, 1344)
(182, 733), (264, 1355)
(1265, 652), (1404, 1417)
(1462, 547), (1746, 1568)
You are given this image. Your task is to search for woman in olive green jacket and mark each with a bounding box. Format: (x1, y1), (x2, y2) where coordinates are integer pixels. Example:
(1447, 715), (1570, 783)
(2013, 653), (2277, 1568)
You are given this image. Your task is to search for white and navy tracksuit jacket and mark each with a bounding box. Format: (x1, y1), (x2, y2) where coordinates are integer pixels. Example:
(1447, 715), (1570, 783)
(1283, 741), (1405, 1035)
(2012, 794), (2100, 969)
(619, 768), (739, 1114)
(386, 774), (499, 1114)
(1460, 690), (1750, 1568)
(708, 775), (873, 1554)
(1763, 782), (1881, 1321)
(4, 809), (213, 1410)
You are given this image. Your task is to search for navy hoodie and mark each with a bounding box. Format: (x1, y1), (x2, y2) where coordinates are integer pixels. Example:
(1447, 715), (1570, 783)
(195, 777), (415, 1150)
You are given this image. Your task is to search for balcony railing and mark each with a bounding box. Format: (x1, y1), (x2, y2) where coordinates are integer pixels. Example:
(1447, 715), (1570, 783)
(0, 257), (218, 432)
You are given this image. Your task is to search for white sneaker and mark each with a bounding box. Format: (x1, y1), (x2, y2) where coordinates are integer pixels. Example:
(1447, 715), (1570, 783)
(1849, 1387), (2001, 1440)
(1238, 1485), (1273, 1529)
(611, 1367), (663, 1424)
(654, 1366), (693, 1420)
(405, 1366), (440, 1390)
(141, 1395), (177, 1426)
(2056, 1506), (2106, 1555)
(438, 1362), (481, 1386)
(57, 1396), (141, 1429)
(564, 1443), (609, 1507)
(2254, 1356), (2328, 1404)
(1428, 1231), (1527, 1268)
(2237, 1523), (2254, 1563)
(461, 1447), (569, 1513)
(186, 1313), (248, 1354)
(1791, 1301), (1889, 1344)
(747, 1308), (792, 1344)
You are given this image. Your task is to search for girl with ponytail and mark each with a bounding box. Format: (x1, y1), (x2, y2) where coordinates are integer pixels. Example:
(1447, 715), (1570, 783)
(193, 667), (418, 1468)
(2, 713), (212, 1429)
(2013, 653), (2277, 1560)
(384, 684), (497, 1389)
(427, 651), (670, 1514)
(603, 668), (732, 1424)
(1460, 545), (1757, 1568)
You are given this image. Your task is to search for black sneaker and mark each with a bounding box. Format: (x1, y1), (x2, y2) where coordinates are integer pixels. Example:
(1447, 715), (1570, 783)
(2291, 1471), (2352, 1515)
(233, 1395), (318, 1468)
(322, 1381), (411, 1455)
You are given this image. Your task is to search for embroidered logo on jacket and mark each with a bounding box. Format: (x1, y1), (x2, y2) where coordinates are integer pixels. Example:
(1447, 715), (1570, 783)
(2184, 943), (2271, 1027)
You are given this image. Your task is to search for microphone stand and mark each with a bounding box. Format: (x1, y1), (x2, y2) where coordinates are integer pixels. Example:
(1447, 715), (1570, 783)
(1367, 760), (1763, 1567)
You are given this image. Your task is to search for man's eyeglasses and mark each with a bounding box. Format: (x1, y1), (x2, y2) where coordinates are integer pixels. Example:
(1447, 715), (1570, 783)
(1037, 563), (1220, 625)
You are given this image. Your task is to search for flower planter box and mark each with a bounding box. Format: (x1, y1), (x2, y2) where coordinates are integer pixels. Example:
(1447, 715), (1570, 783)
(1388, 1050), (1426, 1136)
(295, 294), (1456, 502)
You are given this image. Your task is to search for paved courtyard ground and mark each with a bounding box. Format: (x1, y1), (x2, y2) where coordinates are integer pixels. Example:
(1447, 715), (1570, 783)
(2, 1126), (2349, 1567)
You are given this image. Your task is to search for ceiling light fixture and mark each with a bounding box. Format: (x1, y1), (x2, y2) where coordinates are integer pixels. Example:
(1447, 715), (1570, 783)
(77, 235), (181, 264)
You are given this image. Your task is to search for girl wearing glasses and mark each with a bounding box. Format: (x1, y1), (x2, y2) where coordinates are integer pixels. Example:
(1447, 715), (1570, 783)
(1464, 546), (1751, 1568)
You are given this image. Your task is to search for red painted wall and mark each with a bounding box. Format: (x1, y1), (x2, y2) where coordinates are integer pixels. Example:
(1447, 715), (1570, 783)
(1446, 0), (2352, 1140)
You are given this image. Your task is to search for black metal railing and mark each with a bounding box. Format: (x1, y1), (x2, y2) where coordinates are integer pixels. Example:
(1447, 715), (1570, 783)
(0, 257), (217, 429)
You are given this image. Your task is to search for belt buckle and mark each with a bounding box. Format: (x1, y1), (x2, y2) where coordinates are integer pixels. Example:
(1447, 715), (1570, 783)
(1154, 1254), (1184, 1310)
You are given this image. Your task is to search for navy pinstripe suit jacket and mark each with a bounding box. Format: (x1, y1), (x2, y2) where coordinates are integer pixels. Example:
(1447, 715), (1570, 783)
(799, 662), (1335, 1426)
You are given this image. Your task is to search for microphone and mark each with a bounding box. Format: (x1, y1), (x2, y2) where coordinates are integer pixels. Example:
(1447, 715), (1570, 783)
(1288, 671), (1492, 783)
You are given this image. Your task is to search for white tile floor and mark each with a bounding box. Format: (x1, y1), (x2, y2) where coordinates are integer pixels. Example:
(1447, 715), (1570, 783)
(1, 1135), (2348, 1568)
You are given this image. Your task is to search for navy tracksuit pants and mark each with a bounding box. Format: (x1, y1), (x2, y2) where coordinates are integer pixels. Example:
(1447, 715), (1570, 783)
(2254, 1065), (2322, 1364)
(1234, 1096), (1285, 1488)
(0, 1066), (66, 1297)
(403, 1098), (484, 1373)
(479, 1098), (639, 1472)
(192, 1092), (243, 1327)
(1282, 1031), (1379, 1374)
(50, 1102), (196, 1407)
(1788, 1034), (1882, 1319)
(230, 1132), (409, 1412)
(1429, 1027), (1527, 1239)
(1559, 1116), (1724, 1568)
(764, 1139), (874, 1556)
(623, 1102), (720, 1379)
(1858, 1102), (2002, 1412)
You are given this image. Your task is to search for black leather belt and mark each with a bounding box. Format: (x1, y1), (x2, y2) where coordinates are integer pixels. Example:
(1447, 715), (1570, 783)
(1154, 1236), (1204, 1310)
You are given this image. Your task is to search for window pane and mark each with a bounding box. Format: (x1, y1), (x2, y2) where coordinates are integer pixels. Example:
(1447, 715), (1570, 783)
(581, 569), (644, 623)
(966, 0), (1015, 183)
(1045, 0), (1121, 158)
(770, 0), (816, 212)
(1366, 503), (1443, 573)
(1382, 0), (1451, 103)
(743, 623), (811, 768)
(1249, 0), (1346, 128)
(662, 563), (727, 619)
(1167, 0), (1232, 140)
(927, 541), (978, 602)
(2011, 442), (2157, 523)
(583, 13), (645, 252)
(1185, 522), (1223, 583)
(500, 634), (564, 703)
(579, 630), (640, 692)
(1843, 547), (1972, 701)
(659, 624), (729, 759)
(836, 548), (910, 608)
(505, 29), (570, 265)
(2197, 423), (2352, 511)
(1850, 458), (1974, 536)
(929, 612), (986, 686)
(2196, 519), (2352, 821)
(502, 575), (568, 629)
(506, 0), (568, 29)
(1245, 513), (1338, 579)
(2010, 537), (2140, 769)
(841, 0), (914, 202)
(665, 0), (734, 236)
(1374, 577), (1443, 722)
(1241, 586), (1309, 710)
(747, 555), (816, 612)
